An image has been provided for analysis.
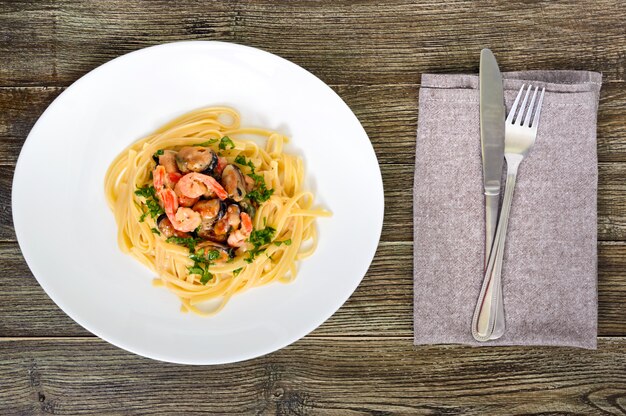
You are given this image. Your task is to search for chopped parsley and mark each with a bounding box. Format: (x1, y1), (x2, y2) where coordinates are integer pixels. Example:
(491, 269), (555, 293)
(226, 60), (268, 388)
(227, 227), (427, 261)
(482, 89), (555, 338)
(199, 273), (213, 284)
(219, 136), (235, 150)
(191, 249), (221, 263)
(135, 185), (164, 222)
(153, 149), (164, 159)
(274, 239), (292, 246)
(166, 237), (230, 285)
(234, 155), (274, 203)
(245, 227), (276, 263)
(188, 248), (221, 285)
(193, 138), (218, 147)
(135, 185), (156, 198)
(247, 172), (264, 183)
(150, 227), (161, 236)
(233, 267), (243, 277)
(188, 266), (204, 275)
(247, 182), (274, 203)
(235, 155), (256, 171)
(249, 227), (276, 247)
(190, 263), (213, 284)
(166, 236), (200, 251)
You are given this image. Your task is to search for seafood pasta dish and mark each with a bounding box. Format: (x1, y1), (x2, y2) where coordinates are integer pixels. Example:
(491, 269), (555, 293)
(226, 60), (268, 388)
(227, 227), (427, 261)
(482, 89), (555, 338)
(105, 107), (329, 315)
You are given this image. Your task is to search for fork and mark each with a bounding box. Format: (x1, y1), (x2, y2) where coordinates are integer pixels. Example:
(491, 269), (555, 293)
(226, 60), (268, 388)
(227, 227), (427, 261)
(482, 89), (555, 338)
(472, 84), (546, 341)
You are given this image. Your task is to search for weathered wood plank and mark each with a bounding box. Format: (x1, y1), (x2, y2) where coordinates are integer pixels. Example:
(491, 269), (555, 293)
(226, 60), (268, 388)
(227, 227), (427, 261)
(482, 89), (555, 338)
(598, 163), (626, 242)
(596, 84), (626, 162)
(2, 162), (626, 242)
(0, 166), (13, 241)
(1, 2), (624, 413)
(0, 0), (624, 86)
(1, 337), (625, 415)
(0, 87), (63, 141)
(0, 241), (88, 337)
(599, 242), (626, 336)
(0, 81), (624, 165)
(1, 240), (625, 338)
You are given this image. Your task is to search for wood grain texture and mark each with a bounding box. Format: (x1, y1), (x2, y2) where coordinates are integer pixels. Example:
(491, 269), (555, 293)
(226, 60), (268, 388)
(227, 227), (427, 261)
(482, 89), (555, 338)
(1, 82), (625, 165)
(1, 337), (625, 415)
(1, 1), (626, 414)
(2, 162), (626, 243)
(0, 0), (624, 87)
(1, 88), (625, 241)
(2, 240), (625, 338)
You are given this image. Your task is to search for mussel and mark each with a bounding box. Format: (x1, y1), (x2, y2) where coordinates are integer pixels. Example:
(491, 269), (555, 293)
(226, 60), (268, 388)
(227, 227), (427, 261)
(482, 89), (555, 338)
(197, 215), (229, 242)
(195, 240), (234, 263)
(156, 214), (189, 238)
(193, 199), (227, 238)
(193, 199), (226, 222)
(153, 150), (179, 174)
(221, 164), (247, 202)
(175, 146), (218, 174)
(237, 198), (256, 220)
(196, 202), (242, 242)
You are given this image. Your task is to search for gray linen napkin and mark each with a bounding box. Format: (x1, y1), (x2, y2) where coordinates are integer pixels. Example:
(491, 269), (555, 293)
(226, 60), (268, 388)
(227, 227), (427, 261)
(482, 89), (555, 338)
(413, 71), (601, 349)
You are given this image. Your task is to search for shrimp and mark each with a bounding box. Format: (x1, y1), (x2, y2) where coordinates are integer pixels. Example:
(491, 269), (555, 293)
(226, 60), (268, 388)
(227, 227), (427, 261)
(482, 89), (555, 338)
(174, 181), (199, 207)
(156, 214), (190, 239)
(153, 165), (181, 191)
(160, 188), (202, 232)
(168, 172), (182, 185)
(176, 172), (228, 200)
(153, 165), (167, 192)
(227, 212), (253, 247)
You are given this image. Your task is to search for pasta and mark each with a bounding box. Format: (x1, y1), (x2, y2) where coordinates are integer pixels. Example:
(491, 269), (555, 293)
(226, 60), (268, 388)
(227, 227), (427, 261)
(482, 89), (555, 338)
(104, 107), (329, 316)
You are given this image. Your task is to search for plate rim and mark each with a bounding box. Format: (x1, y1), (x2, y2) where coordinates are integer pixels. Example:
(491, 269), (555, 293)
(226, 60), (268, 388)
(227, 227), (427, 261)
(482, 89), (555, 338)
(11, 40), (385, 365)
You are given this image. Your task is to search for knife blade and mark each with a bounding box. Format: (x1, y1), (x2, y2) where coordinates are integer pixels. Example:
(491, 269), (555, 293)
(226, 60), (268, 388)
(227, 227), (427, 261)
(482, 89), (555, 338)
(480, 48), (505, 261)
(479, 48), (505, 339)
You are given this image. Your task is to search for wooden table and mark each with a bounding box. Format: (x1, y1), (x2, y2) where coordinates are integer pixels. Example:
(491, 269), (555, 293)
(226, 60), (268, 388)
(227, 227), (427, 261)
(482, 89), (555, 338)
(1, 1), (625, 414)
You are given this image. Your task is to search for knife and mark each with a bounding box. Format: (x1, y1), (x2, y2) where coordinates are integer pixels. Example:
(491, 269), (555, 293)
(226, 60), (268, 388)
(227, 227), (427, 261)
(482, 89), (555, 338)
(477, 48), (505, 339)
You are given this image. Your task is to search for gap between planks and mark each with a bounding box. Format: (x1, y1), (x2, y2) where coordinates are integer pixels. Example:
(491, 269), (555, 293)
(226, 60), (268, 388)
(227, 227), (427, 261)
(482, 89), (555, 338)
(0, 79), (622, 89)
(0, 336), (624, 341)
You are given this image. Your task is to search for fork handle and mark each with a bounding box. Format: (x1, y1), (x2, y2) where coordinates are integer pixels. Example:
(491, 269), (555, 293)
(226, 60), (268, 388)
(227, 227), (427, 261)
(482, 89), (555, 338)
(485, 194), (506, 340)
(472, 165), (518, 341)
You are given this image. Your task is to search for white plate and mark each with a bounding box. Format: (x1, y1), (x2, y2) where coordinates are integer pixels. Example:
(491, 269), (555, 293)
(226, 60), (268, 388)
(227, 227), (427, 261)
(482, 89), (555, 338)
(12, 41), (383, 365)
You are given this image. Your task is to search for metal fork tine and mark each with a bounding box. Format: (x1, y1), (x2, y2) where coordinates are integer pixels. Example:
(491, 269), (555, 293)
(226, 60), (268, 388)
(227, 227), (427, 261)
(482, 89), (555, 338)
(506, 84), (525, 124)
(517, 85), (532, 125)
(523, 86), (539, 127)
(531, 87), (546, 130)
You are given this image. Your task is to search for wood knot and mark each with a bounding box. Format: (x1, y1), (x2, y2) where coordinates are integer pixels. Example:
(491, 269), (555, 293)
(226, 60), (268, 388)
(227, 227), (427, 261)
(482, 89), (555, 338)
(273, 387), (284, 398)
(276, 391), (314, 415)
(28, 362), (41, 387)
